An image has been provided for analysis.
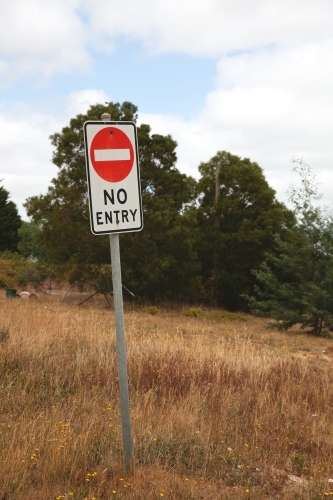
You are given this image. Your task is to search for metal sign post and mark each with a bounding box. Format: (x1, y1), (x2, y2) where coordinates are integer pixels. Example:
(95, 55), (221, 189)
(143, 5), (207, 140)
(110, 231), (132, 472)
(83, 112), (143, 472)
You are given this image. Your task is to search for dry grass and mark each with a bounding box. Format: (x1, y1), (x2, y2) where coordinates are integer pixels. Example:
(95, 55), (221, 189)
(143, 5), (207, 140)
(1, 294), (333, 499)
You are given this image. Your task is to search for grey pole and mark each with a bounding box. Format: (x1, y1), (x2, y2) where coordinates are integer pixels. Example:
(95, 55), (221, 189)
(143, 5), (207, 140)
(102, 112), (133, 473)
(110, 232), (133, 472)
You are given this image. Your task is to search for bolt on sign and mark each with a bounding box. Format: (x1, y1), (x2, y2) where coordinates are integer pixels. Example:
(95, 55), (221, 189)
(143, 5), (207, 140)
(83, 121), (143, 235)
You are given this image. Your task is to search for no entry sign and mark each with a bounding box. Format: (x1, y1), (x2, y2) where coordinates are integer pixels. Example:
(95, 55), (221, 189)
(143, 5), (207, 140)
(90, 127), (135, 182)
(84, 121), (143, 235)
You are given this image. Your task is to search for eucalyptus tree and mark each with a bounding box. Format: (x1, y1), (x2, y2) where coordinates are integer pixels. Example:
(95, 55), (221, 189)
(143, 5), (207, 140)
(24, 102), (199, 301)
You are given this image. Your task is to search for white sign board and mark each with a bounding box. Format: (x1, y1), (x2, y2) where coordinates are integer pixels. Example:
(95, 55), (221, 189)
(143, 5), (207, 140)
(83, 121), (143, 235)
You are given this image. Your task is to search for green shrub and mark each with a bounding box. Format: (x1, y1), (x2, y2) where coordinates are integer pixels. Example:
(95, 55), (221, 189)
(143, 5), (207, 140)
(185, 308), (202, 317)
(0, 252), (45, 289)
(143, 306), (160, 315)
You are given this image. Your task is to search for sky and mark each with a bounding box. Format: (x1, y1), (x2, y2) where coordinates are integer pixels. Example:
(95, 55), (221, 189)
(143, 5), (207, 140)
(0, 0), (332, 219)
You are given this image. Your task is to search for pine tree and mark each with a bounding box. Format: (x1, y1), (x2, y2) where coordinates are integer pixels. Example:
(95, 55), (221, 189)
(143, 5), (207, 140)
(247, 160), (333, 336)
(0, 182), (22, 252)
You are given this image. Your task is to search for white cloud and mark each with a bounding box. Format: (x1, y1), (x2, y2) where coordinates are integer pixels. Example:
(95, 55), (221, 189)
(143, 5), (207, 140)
(83, 0), (333, 56)
(0, 89), (115, 218)
(66, 89), (110, 119)
(1, 0), (332, 83)
(0, 94), (125, 218)
(139, 35), (333, 206)
(0, 0), (90, 85)
(0, 104), (58, 216)
(1, 0), (331, 85)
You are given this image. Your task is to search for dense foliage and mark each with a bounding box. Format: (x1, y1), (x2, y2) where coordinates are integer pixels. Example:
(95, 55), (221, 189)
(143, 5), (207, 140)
(196, 152), (294, 309)
(0, 250), (46, 289)
(0, 182), (22, 252)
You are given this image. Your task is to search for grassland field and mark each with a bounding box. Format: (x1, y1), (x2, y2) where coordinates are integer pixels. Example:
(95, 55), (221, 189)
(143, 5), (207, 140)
(1, 292), (333, 500)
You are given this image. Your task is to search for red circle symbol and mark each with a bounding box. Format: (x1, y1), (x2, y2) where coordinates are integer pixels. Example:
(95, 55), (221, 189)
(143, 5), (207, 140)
(90, 127), (134, 182)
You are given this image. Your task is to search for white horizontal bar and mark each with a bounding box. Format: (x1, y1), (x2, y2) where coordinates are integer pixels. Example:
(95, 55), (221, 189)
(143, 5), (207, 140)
(94, 149), (130, 161)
